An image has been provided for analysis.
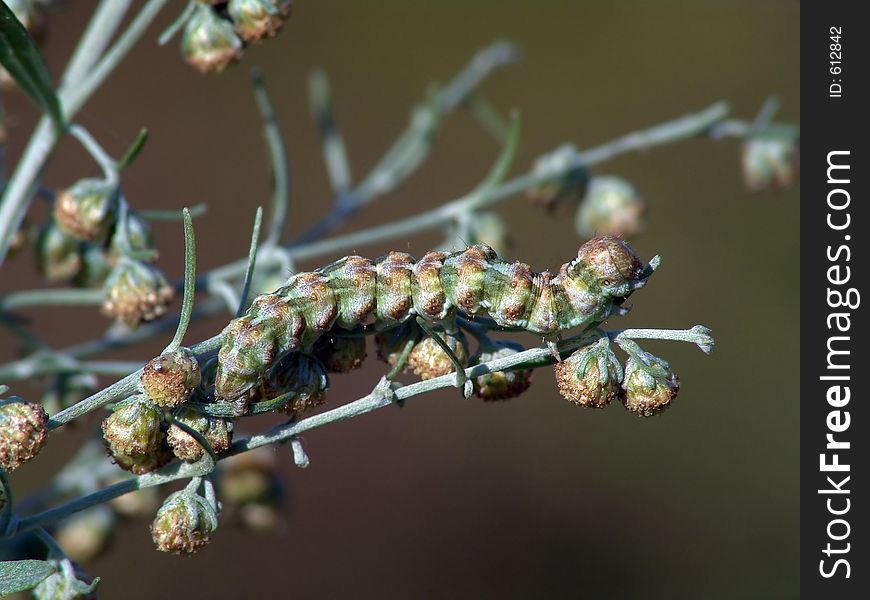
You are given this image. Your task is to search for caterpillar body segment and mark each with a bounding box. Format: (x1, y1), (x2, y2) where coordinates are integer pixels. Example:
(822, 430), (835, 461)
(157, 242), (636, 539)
(215, 235), (655, 400)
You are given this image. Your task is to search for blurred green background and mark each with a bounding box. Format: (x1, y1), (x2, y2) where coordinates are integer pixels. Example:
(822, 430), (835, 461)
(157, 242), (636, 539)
(1, 1), (799, 598)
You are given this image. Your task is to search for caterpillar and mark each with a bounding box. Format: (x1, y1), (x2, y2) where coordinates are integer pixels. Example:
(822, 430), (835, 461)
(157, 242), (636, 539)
(215, 235), (657, 400)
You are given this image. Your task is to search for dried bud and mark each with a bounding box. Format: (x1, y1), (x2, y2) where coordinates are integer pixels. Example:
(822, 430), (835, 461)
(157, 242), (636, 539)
(407, 330), (468, 380)
(167, 407), (233, 462)
(375, 321), (421, 367)
(576, 176), (646, 238)
(473, 345), (532, 401)
(182, 4), (243, 73)
(102, 396), (169, 474)
(526, 144), (589, 209)
(0, 398), (49, 472)
(742, 132), (800, 190)
(55, 506), (115, 564)
(313, 335), (367, 373)
(554, 338), (623, 408)
(37, 221), (82, 281)
(622, 353), (680, 417)
(101, 257), (175, 326)
(228, 0), (292, 42)
(141, 348), (201, 408)
(54, 178), (117, 242)
(33, 561), (99, 600)
(151, 490), (218, 554)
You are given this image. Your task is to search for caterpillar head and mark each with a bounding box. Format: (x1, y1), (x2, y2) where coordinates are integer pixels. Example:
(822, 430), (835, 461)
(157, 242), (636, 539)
(572, 236), (656, 300)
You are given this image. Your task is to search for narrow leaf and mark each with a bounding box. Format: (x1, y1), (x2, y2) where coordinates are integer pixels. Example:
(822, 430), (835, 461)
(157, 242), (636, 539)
(0, 2), (64, 130)
(0, 560), (56, 595)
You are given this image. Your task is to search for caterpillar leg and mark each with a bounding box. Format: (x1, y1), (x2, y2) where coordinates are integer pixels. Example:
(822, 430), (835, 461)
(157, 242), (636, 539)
(415, 316), (470, 395)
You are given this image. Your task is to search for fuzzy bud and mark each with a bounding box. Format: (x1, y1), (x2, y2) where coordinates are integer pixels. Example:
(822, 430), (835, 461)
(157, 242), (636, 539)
(54, 179), (117, 242)
(554, 338), (623, 408)
(576, 176), (646, 238)
(33, 561), (99, 600)
(36, 221), (82, 281)
(407, 330), (468, 380)
(102, 396), (169, 474)
(182, 4), (243, 73)
(151, 490), (218, 554)
(622, 353), (680, 417)
(101, 257), (175, 326)
(0, 398), (49, 472)
(228, 0), (292, 42)
(141, 348), (201, 408)
(742, 132), (800, 191)
(313, 335), (367, 373)
(167, 407), (233, 462)
(473, 345), (532, 401)
(526, 144), (589, 209)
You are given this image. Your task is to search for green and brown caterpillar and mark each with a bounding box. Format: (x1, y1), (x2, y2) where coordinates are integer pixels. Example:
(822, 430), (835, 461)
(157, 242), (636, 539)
(215, 235), (657, 401)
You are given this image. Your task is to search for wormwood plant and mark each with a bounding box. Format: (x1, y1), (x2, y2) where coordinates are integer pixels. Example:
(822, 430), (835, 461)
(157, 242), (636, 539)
(0, 1), (799, 596)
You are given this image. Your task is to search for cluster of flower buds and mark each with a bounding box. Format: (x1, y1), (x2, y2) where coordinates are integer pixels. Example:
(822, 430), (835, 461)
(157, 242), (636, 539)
(247, 351), (330, 417)
(182, 0), (293, 73)
(554, 337), (680, 417)
(527, 146), (646, 239)
(219, 447), (285, 533)
(100, 256), (175, 327)
(167, 407), (233, 462)
(741, 129), (800, 191)
(151, 488), (218, 554)
(472, 342), (533, 401)
(376, 324), (469, 381)
(0, 395), (49, 472)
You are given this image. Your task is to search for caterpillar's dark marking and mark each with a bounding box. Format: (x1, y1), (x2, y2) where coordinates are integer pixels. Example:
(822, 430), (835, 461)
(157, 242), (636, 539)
(215, 235), (656, 400)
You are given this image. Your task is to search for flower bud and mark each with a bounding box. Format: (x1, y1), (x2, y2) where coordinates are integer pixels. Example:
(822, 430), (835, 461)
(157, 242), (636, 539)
(55, 506), (115, 564)
(167, 407), (233, 462)
(576, 176), (646, 238)
(0, 397), (49, 472)
(228, 0), (292, 42)
(313, 335), (367, 373)
(151, 490), (218, 554)
(54, 178), (117, 242)
(473, 345), (532, 401)
(267, 352), (329, 415)
(73, 244), (111, 288)
(554, 338), (623, 408)
(141, 348), (201, 408)
(526, 144), (588, 209)
(182, 4), (243, 73)
(101, 257), (175, 326)
(742, 132), (800, 191)
(36, 221), (82, 281)
(109, 212), (156, 262)
(621, 353), (680, 417)
(102, 396), (169, 474)
(407, 330), (468, 380)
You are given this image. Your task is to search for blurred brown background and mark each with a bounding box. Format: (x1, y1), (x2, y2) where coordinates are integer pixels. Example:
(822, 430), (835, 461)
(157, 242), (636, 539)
(1, 1), (799, 598)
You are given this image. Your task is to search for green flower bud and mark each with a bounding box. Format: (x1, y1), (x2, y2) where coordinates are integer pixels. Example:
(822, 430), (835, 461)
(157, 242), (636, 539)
(101, 257), (175, 326)
(37, 221), (83, 281)
(576, 176), (647, 238)
(167, 406), (233, 462)
(54, 178), (117, 242)
(102, 396), (169, 474)
(621, 352), (680, 417)
(55, 506), (115, 564)
(741, 132), (800, 191)
(73, 244), (111, 288)
(33, 561), (99, 600)
(0, 397), (49, 472)
(182, 4), (243, 73)
(473, 345), (532, 401)
(151, 490), (218, 554)
(228, 0), (292, 42)
(109, 212), (156, 262)
(141, 348), (201, 408)
(406, 330), (468, 380)
(554, 338), (623, 408)
(526, 144), (589, 209)
(313, 335), (367, 373)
